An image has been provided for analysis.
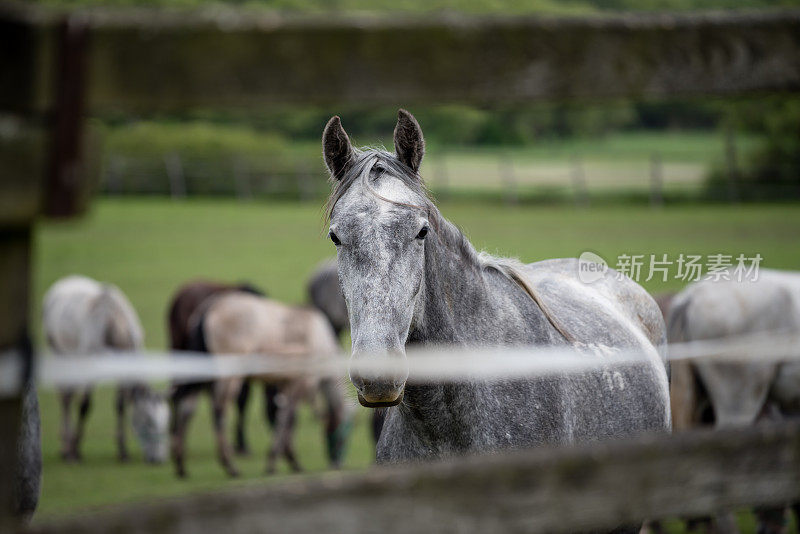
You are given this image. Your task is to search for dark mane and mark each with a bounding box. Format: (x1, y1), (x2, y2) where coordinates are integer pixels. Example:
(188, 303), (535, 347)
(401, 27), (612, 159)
(324, 148), (482, 271)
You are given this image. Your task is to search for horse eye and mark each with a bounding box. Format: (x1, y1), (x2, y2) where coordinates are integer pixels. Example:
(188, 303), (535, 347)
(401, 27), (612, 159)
(415, 226), (429, 240)
(329, 231), (342, 246)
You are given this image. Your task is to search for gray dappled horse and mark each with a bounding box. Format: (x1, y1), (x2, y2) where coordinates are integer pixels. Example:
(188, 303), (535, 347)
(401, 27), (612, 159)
(43, 276), (169, 463)
(322, 110), (671, 474)
(668, 270), (800, 533)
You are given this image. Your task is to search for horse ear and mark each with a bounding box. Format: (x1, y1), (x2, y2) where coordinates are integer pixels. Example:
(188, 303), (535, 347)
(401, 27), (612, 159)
(393, 109), (425, 173)
(322, 116), (354, 180)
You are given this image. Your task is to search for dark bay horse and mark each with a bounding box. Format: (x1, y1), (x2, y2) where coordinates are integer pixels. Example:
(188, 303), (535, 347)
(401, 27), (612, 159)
(322, 111), (670, 471)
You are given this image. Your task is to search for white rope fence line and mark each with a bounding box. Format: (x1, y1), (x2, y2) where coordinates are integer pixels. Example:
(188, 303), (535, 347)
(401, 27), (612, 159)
(37, 331), (800, 385)
(1, 330), (799, 395)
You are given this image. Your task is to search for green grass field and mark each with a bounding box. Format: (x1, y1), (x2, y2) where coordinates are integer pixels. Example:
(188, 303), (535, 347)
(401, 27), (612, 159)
(33, 197), (800, 525)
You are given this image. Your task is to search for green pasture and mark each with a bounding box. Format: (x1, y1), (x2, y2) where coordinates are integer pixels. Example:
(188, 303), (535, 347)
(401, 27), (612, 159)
(33, 197), (800, 526)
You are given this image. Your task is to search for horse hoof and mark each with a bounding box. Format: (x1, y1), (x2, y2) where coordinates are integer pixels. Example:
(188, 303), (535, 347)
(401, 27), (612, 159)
(225, 466), (241, 478)
(118, 454), (130, 463)
(234, 447), (250, 457)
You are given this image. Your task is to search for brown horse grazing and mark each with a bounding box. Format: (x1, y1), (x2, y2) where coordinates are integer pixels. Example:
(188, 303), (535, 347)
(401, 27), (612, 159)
(167, 279), (266, 456)
(170, 291), (352, 478)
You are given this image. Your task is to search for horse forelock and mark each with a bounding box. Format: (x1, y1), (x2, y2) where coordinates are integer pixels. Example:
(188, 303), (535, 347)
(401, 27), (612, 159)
(325, 148), (430, 223)
(324, 148), (483, 269)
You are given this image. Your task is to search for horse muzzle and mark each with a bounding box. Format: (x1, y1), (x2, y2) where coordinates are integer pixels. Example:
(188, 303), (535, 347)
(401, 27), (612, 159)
(349, 351), (408, 408)
(357, 389), (404, 408)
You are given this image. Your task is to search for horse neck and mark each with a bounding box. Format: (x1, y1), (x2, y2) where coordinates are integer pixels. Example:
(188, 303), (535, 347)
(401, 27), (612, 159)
(401, 218), (552, 439)
(411, 226), (537, 345)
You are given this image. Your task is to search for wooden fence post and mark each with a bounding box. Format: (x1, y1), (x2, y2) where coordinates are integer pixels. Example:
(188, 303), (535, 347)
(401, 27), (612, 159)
(164, 152), (186, 199)
(0, 8), (95, 526)
(570, 156), (589, 207)
(232, 157), (252, 200)
(649, 153), (664, 207)
(498, 153), (518, 206)
(725, 126), (740, 202)
(297, 164), (315, 202)
(434, 156), (449, 200)
(0, 230), (31, 529)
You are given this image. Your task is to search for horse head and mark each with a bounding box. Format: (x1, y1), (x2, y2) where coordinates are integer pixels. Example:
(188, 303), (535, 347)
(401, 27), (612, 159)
(323, 110), (430, 408)
(131, 389), (169, 464)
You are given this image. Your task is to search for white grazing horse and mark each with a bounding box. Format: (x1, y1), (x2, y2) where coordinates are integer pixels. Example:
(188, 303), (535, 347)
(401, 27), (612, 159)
(43, 275), (169, 463)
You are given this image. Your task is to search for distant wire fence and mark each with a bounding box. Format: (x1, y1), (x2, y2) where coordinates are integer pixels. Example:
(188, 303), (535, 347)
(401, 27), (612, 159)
(99, 151), (693, 206)
(102, 153), (329, 201)
(98, 146), (798, 206)
(3, 330), (798, 396)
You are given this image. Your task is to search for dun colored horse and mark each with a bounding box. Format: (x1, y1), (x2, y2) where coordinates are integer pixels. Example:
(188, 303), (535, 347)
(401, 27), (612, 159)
(167, 280), (266, 455)
(169, 289), (352, 478)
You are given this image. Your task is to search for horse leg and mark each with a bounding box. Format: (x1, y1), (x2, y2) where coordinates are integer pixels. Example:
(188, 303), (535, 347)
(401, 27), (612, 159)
(266, 383), (302, 474)
(71, 388), (92, 461)
(116, 387), (129, 462)
(282, 402), (301, 473)
(212, 378), (242, 478)
(234, 378), (251, 456)
(170, 385), (199, 478)
(264, 383), (279, 429)
(58, 389), (75, 461)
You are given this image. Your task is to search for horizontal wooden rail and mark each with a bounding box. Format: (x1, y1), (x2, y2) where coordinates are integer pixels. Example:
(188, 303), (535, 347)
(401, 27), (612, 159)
(3, 6), (800, 113)
(26, 422), (800, 534)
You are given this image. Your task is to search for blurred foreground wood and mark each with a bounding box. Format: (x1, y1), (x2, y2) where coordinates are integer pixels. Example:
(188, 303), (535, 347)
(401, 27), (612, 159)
(27, 423), (800, 534)
(2, 3), (800, 529)
(3, 5), (800, 113)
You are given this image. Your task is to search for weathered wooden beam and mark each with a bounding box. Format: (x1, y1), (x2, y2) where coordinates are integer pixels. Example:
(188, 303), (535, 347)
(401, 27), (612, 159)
(0, 3), (57, 115)
(79, 9), (800, 111)
(26, 423), (800, 534)
(0, 6), (95, 221)
(0, 118), (47, 226)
